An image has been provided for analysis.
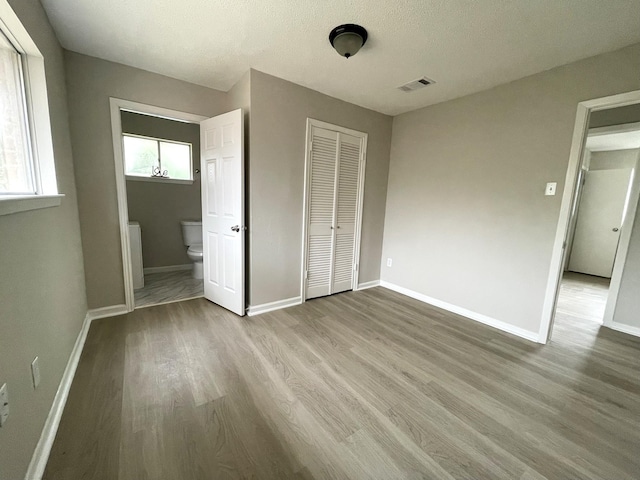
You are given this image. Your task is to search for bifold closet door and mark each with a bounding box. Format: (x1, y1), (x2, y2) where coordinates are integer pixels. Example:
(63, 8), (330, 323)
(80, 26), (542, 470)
(306, 127), (338, 299)
(332, 133), (361, 294)
(305, 125), (363, 300)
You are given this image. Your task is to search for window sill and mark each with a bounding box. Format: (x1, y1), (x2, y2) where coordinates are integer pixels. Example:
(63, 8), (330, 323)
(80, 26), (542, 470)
(0, 194), (64, 217)
(126, 175), (193, 185)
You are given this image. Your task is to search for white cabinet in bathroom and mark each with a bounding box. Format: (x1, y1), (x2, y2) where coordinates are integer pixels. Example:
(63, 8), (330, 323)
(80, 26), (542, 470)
(129, 221), (144, 289)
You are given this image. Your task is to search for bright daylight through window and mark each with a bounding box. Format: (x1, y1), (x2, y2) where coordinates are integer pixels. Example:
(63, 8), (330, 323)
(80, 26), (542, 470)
(123, 134), (192, 181)
(0, 30), (34, 194)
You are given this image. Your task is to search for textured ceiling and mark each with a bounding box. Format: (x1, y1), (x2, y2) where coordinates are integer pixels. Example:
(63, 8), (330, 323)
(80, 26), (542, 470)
(40, 0), (640, 116)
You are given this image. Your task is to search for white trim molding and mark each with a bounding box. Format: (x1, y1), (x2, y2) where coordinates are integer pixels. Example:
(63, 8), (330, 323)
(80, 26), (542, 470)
(25, 304), (129, 478)
(24, 313), (91, 479)
(0, 194), (62, 217)
(380, 281), (540, 343)
(143, 264), (191, 275)
(247, 296), (302, 316)
(607, 322), (640, 338)
(355, 280), (380, 290)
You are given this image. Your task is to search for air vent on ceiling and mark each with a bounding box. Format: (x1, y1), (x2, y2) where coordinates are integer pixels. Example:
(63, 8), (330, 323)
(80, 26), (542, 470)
(398, 76), (436, 93)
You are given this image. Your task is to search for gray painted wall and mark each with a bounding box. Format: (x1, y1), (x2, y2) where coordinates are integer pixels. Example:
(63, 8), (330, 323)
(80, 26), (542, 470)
(0, 1), (87, 478)
(225, 71), (252, 302)
(122, 112), (201, 268)
(589, 149), (638, 171)
(64, 52), (228, 308)
(249, 70), (392, 306)
(381, 43), (640, 337)
(590, 103), (640, 128)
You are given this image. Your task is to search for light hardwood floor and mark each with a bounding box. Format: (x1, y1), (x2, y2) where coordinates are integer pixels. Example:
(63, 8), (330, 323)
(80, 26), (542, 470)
(554, 271), (610, 328)
(134, 270), (203, 308)
(44, 286), (640, 479)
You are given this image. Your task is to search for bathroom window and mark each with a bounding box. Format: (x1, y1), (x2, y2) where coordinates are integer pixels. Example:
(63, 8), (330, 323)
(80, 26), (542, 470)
(0, 3), (61, 216)
(123, 134), (192, 183)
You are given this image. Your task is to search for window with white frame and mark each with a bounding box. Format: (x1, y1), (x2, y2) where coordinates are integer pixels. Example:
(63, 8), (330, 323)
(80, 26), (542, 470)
(123, 134), (192, 181)
(0, 30), (34, 193)
(0, 0), (60, 215)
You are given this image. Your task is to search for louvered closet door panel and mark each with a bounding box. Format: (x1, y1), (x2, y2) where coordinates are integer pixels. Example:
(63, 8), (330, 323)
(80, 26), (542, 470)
(306, 127), (338, 299)
(332, 133), (362, 294)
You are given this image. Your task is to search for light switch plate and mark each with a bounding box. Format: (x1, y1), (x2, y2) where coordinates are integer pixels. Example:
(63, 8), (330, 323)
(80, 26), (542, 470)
(545, 182), (557, 196)
(386, 258), (393, 267)
(0, 383), (9, 427)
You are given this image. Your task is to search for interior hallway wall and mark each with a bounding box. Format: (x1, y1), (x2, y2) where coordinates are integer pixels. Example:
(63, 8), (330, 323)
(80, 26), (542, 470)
(0, 1), (87, 478)
(249, 70), (392, 306)
(381, 43), (640, 339)
(122, 112), (201, 269)
(64, 52), (228, 308)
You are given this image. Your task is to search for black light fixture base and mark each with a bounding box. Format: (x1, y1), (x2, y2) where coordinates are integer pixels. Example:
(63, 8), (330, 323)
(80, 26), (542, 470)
(329, 24), (368, 58)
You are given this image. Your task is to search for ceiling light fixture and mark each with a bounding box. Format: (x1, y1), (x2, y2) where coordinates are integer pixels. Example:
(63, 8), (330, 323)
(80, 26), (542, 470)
(329, 24), (368, 59)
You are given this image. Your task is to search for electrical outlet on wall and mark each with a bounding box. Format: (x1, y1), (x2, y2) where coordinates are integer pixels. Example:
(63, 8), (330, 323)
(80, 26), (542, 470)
(31, 357), (41, 389)
(386, 258), (393, 267)
(545, 182), (557, 196)
(0, 383), (9, 427)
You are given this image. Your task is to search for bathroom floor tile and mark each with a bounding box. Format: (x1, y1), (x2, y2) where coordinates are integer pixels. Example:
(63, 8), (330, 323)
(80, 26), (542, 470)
(134, 270), (203, 308)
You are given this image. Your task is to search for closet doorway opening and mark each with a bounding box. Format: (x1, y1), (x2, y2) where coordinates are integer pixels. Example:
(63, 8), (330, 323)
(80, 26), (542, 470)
(301, 119), (368, 302)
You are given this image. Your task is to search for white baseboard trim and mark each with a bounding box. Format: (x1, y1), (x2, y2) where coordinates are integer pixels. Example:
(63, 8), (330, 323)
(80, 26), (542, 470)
(379, 281), (540, 343)
(26, 303), (130, 478)
(25, 311), (92, 479)
(355, 280), (380, 290)
(86, 304), (129, 321)
(607, 321), (640, 338)
(143, 264), (191, 275)
(247, 296), (302, 316)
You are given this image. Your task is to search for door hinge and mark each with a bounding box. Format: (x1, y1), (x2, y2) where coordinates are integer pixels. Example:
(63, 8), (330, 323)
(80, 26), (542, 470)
(309, 141), (313, 152)
(354, 263), (358, 271)
(304, 270), (308, 280)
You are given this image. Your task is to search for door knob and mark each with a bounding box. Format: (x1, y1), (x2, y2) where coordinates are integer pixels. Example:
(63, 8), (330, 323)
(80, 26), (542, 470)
(612, 228), (619, 232)
(231, 225), (240, 232)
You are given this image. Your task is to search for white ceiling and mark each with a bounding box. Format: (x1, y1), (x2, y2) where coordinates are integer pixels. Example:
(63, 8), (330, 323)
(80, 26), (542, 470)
(40, 0), (640, 116)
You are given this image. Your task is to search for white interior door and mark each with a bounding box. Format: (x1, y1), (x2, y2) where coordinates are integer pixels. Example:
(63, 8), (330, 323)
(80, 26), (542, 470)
(200, 109), (245, 315)
(568, 168), (632, 278)
(306, 127), (338, 299)
(304, 122), (365, 300)
(332, 134), (361, 294)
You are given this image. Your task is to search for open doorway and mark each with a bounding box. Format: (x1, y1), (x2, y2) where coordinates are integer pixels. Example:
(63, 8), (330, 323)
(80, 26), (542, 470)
(122, 110), (205, 308)
(109, 99), (208, 311)
(554, 121), (640, 337)
(110, 99), (246, 315)
(542, 94), (640, 342)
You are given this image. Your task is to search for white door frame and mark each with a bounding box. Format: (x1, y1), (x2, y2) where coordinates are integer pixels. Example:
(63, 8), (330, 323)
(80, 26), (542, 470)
(300, 118), (368, 302)
(539, 89), (640, 342)
(109, 98), (207, 312)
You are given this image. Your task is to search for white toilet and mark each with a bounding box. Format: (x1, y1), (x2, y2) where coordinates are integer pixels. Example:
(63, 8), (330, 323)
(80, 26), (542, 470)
(180, 220), (203, 280)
